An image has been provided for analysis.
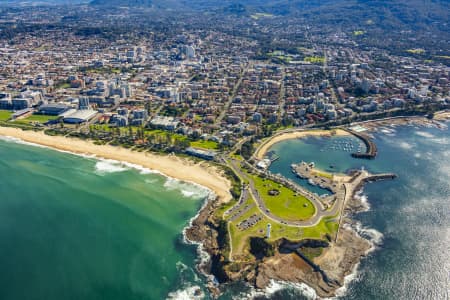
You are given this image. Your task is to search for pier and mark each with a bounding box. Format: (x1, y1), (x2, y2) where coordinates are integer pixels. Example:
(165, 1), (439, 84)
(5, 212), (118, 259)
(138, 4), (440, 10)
(347, 129), (378, 159)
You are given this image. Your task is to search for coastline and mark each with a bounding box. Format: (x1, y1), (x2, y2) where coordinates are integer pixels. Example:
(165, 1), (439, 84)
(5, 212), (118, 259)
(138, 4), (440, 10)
(0, 127), (232, 205)
(255, 128), (350, 160)
(0, 126), (232, 298)
(2, 119), (439, 299)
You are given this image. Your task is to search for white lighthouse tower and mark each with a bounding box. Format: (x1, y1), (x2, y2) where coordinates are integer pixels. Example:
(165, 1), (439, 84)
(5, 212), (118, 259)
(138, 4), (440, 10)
(266, 223), (272, 239)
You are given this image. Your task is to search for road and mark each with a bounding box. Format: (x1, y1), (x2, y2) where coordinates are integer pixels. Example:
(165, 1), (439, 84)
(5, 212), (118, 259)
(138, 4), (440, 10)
(277, 67), (286, 120)
(214, 62), (250, 129)
(225, 157), (387, 228)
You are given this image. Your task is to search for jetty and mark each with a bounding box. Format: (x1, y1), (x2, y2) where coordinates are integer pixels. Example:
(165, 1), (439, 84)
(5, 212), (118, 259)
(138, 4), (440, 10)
(347, 129), (378, 159)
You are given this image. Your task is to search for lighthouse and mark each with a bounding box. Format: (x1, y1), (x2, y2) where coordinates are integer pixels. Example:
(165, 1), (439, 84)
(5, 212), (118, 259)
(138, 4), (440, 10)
(266, 223), (272, 239)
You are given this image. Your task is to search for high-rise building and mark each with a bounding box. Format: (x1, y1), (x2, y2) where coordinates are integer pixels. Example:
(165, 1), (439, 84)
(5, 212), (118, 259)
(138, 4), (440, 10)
(79, 97), (90, 110)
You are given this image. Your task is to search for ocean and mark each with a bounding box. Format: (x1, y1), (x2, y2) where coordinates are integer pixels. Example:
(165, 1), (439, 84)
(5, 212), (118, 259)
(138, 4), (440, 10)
(0, 122), (449, 300)
(0, 137), (210, 300)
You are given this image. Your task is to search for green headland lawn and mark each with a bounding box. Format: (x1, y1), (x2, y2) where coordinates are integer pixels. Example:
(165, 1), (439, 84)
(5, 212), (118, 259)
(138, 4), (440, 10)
(226, 195), (338, 259)
(251, 174), (315, 221)
(0, 110), (12, 121)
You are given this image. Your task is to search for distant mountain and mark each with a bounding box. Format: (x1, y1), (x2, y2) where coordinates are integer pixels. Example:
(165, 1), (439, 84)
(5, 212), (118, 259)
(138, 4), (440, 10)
(85, 0), (449, 31)
(90, 0), (153, 6)
(0, 0), (88, 4)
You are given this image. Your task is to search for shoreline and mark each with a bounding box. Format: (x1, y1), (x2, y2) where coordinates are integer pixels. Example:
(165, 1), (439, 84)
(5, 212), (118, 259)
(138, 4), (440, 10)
(0, 127), (232, 205)
(0, 126), (231, 297)
(255, 128), (350, 160)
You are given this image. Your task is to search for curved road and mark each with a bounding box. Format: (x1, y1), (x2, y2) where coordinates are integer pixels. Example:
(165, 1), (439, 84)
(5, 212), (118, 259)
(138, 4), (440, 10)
(227, 157), (373, 228)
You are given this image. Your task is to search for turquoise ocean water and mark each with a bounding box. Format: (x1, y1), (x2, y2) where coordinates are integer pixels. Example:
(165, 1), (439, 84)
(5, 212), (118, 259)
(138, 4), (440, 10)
(0, 122), (449, 300)
(0, 137), (210, 300)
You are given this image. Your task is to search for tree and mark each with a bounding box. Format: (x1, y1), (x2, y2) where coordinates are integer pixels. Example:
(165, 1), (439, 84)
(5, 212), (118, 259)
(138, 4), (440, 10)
(240, 141), (254, 160)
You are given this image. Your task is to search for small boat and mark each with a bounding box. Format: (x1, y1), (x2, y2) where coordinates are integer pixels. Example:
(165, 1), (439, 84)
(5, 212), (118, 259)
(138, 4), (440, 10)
(308, 179), (317, 186)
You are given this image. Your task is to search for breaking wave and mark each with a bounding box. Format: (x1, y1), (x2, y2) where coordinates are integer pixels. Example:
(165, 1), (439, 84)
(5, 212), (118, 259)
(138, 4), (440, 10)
(94, 160), (129, 174)
(398, 141), (413, 150)
(233, 280), (318, 300)
(164, 177), (210, 199)
(414, 131), (435, 138)
(166, 285), (205, 300)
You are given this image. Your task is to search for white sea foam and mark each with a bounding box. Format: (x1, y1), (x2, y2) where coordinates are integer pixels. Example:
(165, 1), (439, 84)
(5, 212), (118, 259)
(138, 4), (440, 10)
(354, 189), (370, 211)
(333, 262), (361, 298)
(94, 158), (162, 175)
(144, 178), (158, 184)
(164, 177), (210, 199)
(260, 280), (317, 299)
(414, 131), (435, 138)
(380, 127), (396, 136)
(94, 160), (129, 174)
(0, 135), (53, 149)
(166, 285), (205, 300)
(0, 134), (162, 176)
(430, 137), (450, 145)
(398, 141), (413, 150)
(330, 221), (384, 299)
(232, 279), (318, 300)
(349, 221), (384, 252)
(266, 280), (317, 299)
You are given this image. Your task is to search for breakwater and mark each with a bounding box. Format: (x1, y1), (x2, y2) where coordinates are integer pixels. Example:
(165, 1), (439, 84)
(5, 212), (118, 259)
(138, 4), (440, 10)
(347, 130), (378, 159)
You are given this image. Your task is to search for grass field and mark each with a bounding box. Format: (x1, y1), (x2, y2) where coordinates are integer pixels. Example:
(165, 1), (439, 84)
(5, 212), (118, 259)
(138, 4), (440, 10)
(14, 114), (59, 124)
(304, 56), (325, 64)
(251, 13), (274, 20)
(406, 48), (425, 54)
(312, 170), (333, 180)
(0, 110), (12, 121)
(252, 175), (315, 221)
(226, 195), (338, 259)
(89, 125), (188, 141)
(190, 139), (219, 150)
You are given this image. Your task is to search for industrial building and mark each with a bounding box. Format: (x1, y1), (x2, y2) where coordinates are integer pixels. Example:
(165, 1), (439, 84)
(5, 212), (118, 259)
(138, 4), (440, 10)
(185, 147), (216, 160)
(38, 103), (70, 115)
(63, 110), (98, 124)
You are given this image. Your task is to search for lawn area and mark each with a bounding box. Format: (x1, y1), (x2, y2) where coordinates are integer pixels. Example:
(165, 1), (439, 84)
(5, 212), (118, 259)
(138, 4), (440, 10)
(252, 175), (315, 221)
(190, 139), (219, 150)
(56, 83), (71, 89)
(406, 48), (425, 54)
(14, 114), (59, 124)
(304, 56), (326, 64)
(89, 125), (188, 141)
(353, 30), (365, 36)
(226, 195), (338, 259)
(313, 170), (334, 180)
(251, 13), (274, 20)
(0, 110), (12, 121)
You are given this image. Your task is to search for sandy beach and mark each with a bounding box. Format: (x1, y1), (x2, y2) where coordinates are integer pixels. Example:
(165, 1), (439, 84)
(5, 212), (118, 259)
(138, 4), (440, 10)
(255, 128), (350, 160)
(0, 127), (232, 203)
(434, 110), (450, 121)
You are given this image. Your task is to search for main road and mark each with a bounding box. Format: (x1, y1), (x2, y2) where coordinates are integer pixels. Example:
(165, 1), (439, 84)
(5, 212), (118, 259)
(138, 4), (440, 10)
(225, 156), (387, 228)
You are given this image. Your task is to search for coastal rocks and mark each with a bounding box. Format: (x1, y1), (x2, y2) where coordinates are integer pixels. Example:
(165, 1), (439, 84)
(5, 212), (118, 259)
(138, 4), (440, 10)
(254, 253), (337, 296)
(314, 226), (371, 289)
(253, 227), (370, 298)
(185, 194), (373, 298)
